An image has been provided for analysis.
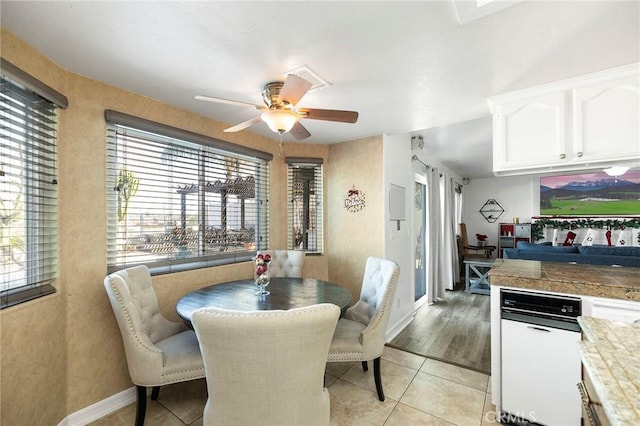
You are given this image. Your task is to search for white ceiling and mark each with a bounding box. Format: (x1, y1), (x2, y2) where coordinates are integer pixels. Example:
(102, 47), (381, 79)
(1, 1), (638, 178)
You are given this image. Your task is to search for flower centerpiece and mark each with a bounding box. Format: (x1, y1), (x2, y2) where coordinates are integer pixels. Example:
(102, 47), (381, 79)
(475, 233), (488, 247)
(254, 253), (272, 295)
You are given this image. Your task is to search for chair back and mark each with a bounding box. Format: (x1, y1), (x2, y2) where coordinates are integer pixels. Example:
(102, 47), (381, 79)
(458, 223), (471, 253)
(258, 250), (305, 278)
(192, 304), (340, 426)
(343, 257), (400, 358)
(458, 222), (487, 259)
(104, 265), (182, 384)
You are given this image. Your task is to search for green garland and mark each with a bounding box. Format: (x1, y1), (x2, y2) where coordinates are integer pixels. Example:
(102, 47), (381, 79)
(531, 218), (640, 243)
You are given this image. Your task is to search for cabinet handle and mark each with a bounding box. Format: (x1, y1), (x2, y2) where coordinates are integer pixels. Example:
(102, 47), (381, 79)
(527, 326), (550, 332)
(577, 151), (583, 157)
(559, 153), (566, 159)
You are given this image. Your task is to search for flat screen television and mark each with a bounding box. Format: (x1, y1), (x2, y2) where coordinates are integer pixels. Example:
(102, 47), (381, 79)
(539, 169), (640, 216)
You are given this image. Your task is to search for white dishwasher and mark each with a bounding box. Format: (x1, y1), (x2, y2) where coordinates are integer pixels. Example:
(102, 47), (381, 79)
(500, 289), (582, 426)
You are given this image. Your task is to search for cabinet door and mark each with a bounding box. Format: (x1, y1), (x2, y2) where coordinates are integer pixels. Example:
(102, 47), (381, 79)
(494, 92), (569, 172)
(587, 297), (640, 323)
(514, 224), (530, 238)
(573, 74), (640, 163)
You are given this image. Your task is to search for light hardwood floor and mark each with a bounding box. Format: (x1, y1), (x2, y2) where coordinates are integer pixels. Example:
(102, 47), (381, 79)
(389, 286), (491, 374)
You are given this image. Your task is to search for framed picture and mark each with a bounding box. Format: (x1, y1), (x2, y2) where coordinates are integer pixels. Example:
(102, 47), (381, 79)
(540, 169), (640, 215)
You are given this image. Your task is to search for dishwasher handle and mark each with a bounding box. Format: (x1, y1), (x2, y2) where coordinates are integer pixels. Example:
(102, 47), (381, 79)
(527, 325), (551, 332)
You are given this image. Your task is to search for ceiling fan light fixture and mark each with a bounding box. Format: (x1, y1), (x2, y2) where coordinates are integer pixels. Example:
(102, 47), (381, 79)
(603, 166), (630, 177)
(261, 109), (299, 134)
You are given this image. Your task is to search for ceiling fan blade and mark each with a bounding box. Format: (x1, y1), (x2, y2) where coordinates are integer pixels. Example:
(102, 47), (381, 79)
(195, 95), (263, 110)
(224, 116), (263, 133)
(279, 74), (312, 106)
(290, 121), (311, 140)
(298, 108), (359, 123)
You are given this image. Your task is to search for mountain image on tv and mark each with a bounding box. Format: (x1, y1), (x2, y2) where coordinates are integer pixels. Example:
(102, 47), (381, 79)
(540, 170), (640, 215)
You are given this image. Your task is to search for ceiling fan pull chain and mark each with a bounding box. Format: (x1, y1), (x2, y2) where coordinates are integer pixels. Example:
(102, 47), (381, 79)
(279, 134), (284, 157)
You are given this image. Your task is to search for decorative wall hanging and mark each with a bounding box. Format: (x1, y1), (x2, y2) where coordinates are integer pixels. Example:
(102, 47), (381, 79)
(479, 199), (504, 223)
(344, 185), (366, 213)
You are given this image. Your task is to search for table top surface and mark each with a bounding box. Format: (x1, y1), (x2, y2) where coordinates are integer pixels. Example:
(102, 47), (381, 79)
(464, 258), (495, 266)
(176, 277), (353, 322)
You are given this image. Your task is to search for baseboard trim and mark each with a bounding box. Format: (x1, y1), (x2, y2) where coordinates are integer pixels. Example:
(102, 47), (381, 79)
(385, 309), (414, 342)
(58, 386), (137, 426)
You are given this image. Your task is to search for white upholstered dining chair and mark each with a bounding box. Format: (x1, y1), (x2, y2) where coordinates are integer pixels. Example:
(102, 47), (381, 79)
(104, 265), (205, 426)
(192, 304), (340, 426)
(257, 249), (305, 278)
(326, 256), (400, 401)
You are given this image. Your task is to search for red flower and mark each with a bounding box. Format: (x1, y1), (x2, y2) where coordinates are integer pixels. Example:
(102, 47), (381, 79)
(475, 233), (488, 241)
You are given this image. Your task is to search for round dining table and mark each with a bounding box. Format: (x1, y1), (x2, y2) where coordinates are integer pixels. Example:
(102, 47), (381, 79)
(176, 277), (353, 326)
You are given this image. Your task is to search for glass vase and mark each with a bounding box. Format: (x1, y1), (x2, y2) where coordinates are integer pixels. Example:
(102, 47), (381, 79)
(255, 267), (270, 295)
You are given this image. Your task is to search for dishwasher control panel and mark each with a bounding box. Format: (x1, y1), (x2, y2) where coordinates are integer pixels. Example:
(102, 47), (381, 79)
(501, 289), (582, 319)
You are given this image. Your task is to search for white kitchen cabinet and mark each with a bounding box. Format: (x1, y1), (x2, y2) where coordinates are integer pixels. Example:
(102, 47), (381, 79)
(573, 74), (640, 164)
(489, 63), (640, 176)
(492, 91), (568, 171)
(583, 297), (640, 323)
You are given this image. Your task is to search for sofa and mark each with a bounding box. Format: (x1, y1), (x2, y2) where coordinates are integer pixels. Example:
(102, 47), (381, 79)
(503, 242), (640, 267)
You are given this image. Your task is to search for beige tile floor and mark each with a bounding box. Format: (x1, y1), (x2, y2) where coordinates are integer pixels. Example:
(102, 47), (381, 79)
(90, 346), (498, 426)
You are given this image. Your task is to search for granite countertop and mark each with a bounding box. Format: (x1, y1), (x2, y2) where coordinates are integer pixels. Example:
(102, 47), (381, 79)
(578, 316), (640, 425)
(489, 258), (640, 301)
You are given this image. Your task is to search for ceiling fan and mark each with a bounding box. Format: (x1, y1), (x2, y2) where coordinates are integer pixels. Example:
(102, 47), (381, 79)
(195, 74), (358, 140)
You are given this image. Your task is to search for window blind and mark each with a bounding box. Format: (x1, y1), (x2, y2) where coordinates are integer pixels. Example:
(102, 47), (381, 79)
(0, 75), (59, 308)
(106, 117), (270, 274)
(286, 158), (323, 253)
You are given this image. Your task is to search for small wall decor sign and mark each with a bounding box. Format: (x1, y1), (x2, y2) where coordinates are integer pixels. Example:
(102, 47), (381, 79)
(344, 185), (366, 212)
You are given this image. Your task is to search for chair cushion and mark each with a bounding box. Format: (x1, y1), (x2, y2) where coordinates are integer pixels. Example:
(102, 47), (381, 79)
(155, 329), (207, 384)
(327, 318), (367, 362)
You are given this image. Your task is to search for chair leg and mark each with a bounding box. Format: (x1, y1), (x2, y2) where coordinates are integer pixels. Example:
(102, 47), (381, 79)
(373, 357), (384, 401)
(135, 386), (147, 426)
(361, 360), (368, 371)
(151, 386), (160, 400)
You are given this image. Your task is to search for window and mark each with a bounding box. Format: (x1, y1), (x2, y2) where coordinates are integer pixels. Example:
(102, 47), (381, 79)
(286, 158), (323, 253)
(105, 111), (271, 273)
(1, 59), (67, 308)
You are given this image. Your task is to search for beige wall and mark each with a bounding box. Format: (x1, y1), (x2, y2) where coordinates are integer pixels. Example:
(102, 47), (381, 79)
(327, 137), (384, 299)
(0, 28), (347, 423)
(1, 29), (69, 425)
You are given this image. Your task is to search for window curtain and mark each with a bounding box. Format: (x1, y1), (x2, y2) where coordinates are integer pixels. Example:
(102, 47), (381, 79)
(425, 166), (445, 303)
(440, 175), (459, 290)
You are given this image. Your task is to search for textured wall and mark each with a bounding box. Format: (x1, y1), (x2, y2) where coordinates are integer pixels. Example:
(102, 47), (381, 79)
(326, 136), (384, 300)
(0, 28), (69, 426)
(0, 28), (330, 422)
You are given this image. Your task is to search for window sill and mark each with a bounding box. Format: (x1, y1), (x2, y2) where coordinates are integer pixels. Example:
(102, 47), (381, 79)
(1, 284), (57, 310)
